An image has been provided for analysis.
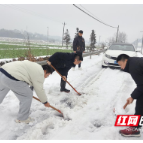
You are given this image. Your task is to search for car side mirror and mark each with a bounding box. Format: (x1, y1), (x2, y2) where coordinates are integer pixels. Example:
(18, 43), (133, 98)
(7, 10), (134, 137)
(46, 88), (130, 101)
(104, 47), (108, 50)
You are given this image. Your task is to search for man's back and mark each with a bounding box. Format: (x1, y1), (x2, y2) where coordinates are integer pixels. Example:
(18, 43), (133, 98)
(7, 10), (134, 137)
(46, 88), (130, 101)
(48, 52), (75, 69)
(125, 57), (143, 86)
(1, 60), (44, 86)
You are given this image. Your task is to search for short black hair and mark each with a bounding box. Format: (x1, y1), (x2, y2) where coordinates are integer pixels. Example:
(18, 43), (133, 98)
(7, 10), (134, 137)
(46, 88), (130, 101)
(79, 30), (83, 34)
(117, 54), (130, 62)
(42, 65), (53, 74)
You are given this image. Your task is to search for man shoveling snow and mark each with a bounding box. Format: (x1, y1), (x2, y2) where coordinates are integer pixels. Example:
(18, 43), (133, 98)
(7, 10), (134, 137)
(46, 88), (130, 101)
(0, 60), (53, 124)
(117, 54), (143, 137)
(47, 52), (83, 93)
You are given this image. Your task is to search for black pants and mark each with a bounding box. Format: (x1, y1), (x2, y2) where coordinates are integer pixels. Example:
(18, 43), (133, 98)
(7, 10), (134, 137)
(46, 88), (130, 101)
(75, 51), (82, 68)
(58, 68), (69, 80)
(134, 95), (143, 128)
(53, 67), (70, 89)
(78, 62), (81, 68)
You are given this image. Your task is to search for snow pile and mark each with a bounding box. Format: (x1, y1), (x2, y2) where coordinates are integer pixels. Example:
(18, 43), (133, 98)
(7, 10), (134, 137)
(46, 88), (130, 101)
(0, 53), (143, 140)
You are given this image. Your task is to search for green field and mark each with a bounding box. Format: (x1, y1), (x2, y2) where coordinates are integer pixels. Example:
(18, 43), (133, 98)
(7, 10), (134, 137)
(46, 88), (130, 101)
(0, 43), (67, 49)
(0, 47), (72, 59)
(0, 42), (73, 59)
(0, 43), (100, 59)
(0, 41), (67, 47)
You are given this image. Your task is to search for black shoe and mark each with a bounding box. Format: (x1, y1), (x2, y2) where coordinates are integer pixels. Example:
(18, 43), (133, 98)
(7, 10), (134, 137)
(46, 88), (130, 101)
(60, 88), (70, 93)
(60, 79), (70, 93)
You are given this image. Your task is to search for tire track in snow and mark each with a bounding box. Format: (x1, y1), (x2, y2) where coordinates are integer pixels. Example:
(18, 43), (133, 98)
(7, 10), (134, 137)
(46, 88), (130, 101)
(79, 68), (106, 91)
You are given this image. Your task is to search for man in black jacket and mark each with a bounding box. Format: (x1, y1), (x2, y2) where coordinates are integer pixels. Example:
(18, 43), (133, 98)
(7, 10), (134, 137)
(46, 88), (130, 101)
(47, 52), (83, 93)
(73, 30), (85, 70)
(117, 54), (143, 137)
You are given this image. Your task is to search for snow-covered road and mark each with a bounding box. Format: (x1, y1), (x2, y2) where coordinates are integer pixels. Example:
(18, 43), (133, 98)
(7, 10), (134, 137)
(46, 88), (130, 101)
(0, 52), (143, 140)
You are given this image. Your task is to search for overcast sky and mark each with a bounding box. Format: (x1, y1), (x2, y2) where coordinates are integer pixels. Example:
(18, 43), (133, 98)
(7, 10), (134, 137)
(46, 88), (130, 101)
(0, 4), (143, 43)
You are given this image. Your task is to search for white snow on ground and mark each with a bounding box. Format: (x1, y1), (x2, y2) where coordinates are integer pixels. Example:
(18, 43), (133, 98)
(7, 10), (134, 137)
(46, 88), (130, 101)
(0, 52), (143, 140)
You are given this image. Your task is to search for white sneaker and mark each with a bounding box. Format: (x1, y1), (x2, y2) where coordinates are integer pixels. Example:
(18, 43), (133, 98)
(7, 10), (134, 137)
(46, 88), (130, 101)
(15, 117), (34, 124)
(72, 67), (75, 71)
(78, 67), (82, 70)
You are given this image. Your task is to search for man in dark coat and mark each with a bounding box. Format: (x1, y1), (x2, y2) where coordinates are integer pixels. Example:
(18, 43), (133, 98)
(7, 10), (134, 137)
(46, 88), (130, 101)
(47, 52), (83, 93)
(117, 54), (143, 137)
(73, 30), (85, 70)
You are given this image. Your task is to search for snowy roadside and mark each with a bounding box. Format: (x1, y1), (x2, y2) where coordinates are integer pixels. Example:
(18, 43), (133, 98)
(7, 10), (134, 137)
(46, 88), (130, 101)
(0, 55), (49, 62)
(0, 52), (143, 140)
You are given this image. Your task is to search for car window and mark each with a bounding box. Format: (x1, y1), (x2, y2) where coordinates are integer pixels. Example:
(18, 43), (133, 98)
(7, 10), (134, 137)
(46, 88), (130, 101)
(109, 44), (135, 51)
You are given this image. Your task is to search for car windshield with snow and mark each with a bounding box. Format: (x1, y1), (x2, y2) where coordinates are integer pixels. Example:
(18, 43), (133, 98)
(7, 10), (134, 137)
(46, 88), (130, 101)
(102, 43), (137, 68)
(109, 44), (135, 51)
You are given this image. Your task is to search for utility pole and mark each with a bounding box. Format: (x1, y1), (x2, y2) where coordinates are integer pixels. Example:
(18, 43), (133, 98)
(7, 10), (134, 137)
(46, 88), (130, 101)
(47, 27), (49, 43)
(136, 39), (138, 50)
(140, 31), (143, 54)
(116, 25), (119, 42)
(26, 26), (28, 32)
(142, 35), (143, 54)
(62, 22), (66, 47)
(99, 36), (101, 47)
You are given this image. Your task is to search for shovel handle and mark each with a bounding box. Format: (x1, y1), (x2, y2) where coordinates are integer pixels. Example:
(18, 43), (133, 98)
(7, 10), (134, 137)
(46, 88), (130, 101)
(50, 64), (63, 77)
(66, 81), (81, 95)
(50, 105), (62, 114)
(33, 96), (63, 114)
(33, 96), (40, 102)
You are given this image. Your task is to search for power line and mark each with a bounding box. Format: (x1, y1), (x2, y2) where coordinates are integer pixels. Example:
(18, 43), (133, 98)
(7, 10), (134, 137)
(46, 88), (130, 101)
(79, 4), (104, 23)
(73, 4), (117, 29)
(79, 4), (111, 28)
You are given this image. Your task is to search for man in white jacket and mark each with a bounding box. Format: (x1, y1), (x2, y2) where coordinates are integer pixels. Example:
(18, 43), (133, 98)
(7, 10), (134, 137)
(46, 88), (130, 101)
(0, 60), (53, 124)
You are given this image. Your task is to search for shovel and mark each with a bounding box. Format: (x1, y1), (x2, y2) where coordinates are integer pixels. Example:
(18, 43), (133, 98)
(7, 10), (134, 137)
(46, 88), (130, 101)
(33, 96), (63, 116)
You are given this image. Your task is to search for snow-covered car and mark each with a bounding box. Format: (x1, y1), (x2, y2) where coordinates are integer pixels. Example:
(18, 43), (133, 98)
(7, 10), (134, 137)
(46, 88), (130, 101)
(102, 43), (137, 68)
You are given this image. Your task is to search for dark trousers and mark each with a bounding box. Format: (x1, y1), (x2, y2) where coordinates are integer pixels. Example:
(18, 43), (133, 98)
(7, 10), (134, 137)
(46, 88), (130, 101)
(78, 62), (81, 68)
(53, 67), (70, 89)
(75, 51), (82, 68)
(134, 95), (143, 128)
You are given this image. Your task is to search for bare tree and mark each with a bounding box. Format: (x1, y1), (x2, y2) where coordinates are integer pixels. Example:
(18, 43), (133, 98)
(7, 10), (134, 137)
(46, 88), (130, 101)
(108, 32), (127, 45)
(63, 29), (71, 49)
(101, 42), (106, 49)
(108, 37), (116, 46)
(23, 32), (36, 61)
(118, 32), (127, 43)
